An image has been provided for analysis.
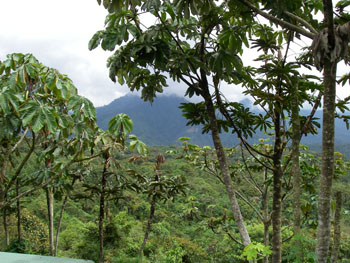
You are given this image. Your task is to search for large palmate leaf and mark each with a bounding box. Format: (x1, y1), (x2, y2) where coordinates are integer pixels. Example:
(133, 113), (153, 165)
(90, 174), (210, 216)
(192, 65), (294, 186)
(128, 134), (149, 155)
(68, 95), (96, 120)
(108, 113), (133, 137)
(0, 86), (24, 114)
(20, 101), (58, 133)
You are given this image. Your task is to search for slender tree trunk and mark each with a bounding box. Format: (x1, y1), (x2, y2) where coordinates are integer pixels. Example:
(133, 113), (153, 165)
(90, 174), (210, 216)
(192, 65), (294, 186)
(316, 58), (337, 263)
(263, 221), (270, 263)
(99, 174), (106, 263)
(105, 199), (110, 222)
(54, 194), (69, 256)
(263, 169), (270, 263)
(46, 187), (54, 256)
(54, 178), (76, 256)
(271, 166), (283, 263)
(99, 151), (110, 263)
(140, 155), (164, 259)
(16, 179), (22, 243)
(202, 86), (251, 247)
(271, 107), (284, 263)
(330, 191), (342, 263)
(291, 87), (302, 262)
(3, 206), (9, 247)
(140, 196), (156, 258)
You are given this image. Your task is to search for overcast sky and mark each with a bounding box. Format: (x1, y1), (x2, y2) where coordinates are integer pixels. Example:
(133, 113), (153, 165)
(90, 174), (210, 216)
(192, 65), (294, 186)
(0, 1), (349, 107)
(0, 0), (134, 106)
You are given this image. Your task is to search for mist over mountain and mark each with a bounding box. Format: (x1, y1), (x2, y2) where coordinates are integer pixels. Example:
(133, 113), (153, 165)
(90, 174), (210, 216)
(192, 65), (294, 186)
(96, 94), (350, 151)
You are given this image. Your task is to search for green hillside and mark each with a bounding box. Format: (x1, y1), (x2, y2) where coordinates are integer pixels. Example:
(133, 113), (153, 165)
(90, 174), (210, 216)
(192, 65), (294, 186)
(96, 94), (350, 152)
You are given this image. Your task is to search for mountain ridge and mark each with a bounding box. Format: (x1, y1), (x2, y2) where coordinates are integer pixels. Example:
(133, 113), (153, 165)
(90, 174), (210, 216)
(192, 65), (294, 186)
(96, 94), (350, 150)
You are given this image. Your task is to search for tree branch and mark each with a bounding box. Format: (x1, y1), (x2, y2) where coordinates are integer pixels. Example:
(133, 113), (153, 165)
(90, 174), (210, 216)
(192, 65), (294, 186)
(11, 127), (29, 153)
(282, 91), (322, 173)
(283, 11), (318, 34)
(154, 10), (202, 84)
(213, 83), (274, 168)
(238, 0), (316, 39)
(0, 141), (84, 208)
(236, 190), (264, 221)
(240, 145), (263, 195)
(4, 134), (36, 196)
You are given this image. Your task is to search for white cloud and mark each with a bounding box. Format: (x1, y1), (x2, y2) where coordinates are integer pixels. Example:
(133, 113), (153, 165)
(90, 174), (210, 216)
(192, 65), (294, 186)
(1, 0), (349, 108)
(0, 0), (129, 106)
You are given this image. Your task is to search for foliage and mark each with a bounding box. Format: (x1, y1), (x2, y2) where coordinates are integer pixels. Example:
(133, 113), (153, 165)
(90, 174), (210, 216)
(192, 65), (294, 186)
(5, 239), (29, 254)
(240, 241), (272, 261)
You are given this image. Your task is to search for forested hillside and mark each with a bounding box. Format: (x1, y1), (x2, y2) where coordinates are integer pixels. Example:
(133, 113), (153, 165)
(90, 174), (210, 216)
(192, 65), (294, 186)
(96, 94), (350, 153)
(1, 143), (350, 262)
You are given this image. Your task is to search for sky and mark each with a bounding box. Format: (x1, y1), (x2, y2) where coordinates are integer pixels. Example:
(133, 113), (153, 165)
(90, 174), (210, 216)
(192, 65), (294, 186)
(0, 1), (349, 107)
(0, 0), (133, 106)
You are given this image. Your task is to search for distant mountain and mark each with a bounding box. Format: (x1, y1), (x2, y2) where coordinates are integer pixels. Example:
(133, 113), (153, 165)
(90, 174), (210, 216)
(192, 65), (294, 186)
(96, 94), (213, 146)
(96, 94), (350, 150)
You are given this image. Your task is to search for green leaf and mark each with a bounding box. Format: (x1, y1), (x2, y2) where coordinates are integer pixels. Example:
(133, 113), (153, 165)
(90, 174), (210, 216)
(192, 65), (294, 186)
(24, 63), (37, 79)
(108, 113), (133, 136)
(21, 102), (39, 127)
(31, 111), (45, 132)
(42, 107), (58, 133)
(178, 137), (191, 141)
(88, 31), (103, 51)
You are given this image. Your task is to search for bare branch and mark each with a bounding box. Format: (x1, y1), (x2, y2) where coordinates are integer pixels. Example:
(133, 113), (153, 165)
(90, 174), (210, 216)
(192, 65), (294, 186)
(238, 0), (315, 39)
(236, 190), (264, 222)
(282, 91), (322, 173)
(240, 145), (263, 195)
(225, 231), (244, 246)
(11, 127), (29, 153)
(4, 134), (36, 195)
(283, 11), (318, 34)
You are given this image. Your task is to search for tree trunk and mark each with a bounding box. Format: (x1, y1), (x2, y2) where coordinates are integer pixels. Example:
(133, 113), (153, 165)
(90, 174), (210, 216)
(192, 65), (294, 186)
(271, 108), (283, 263)
(202, 85), (251, 247)
(105, 199), (110, 222)
(263, 169), (270, 263)
(291, 87), (302, 261)
(271, 166), (283, 263)
(99, 151), (110, 263)
(140, 156), (164, 259)
(46, 187), (54, 256)
(140, 196), (156, 258)
(316, 58), (337, 263)
(3, 206), (9, 247)
(316, 1), (337, 261)
(16, 179), (22, 243)
(54, 194), (69, 256)
(54, 178), (76, 256)
(330, 191), (342, 263)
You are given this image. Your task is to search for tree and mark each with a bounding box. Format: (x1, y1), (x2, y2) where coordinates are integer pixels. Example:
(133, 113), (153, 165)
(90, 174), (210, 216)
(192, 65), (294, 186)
(75, 113), (148, 263)
(0, 53), (98, 254)
(90, 0), (350, 262)
(138, 153), (187, 259)
(90, 0), (256, 249)
(228, 0), (350, 262)
(0, 53), (97, 208)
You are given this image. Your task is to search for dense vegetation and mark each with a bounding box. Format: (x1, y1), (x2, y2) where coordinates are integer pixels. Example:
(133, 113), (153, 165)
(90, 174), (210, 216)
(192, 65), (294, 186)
(0, 141), (350, 262)
(2, 0), (350, 262)
(1, 142), (350, 262)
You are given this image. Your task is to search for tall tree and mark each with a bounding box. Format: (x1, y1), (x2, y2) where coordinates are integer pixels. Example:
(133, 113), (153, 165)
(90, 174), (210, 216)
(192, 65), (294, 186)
(0, 53), (98, 209)
(226, 1), (350, 262)
(90, 0), (258, 248)
(90, 0), (350, 262)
